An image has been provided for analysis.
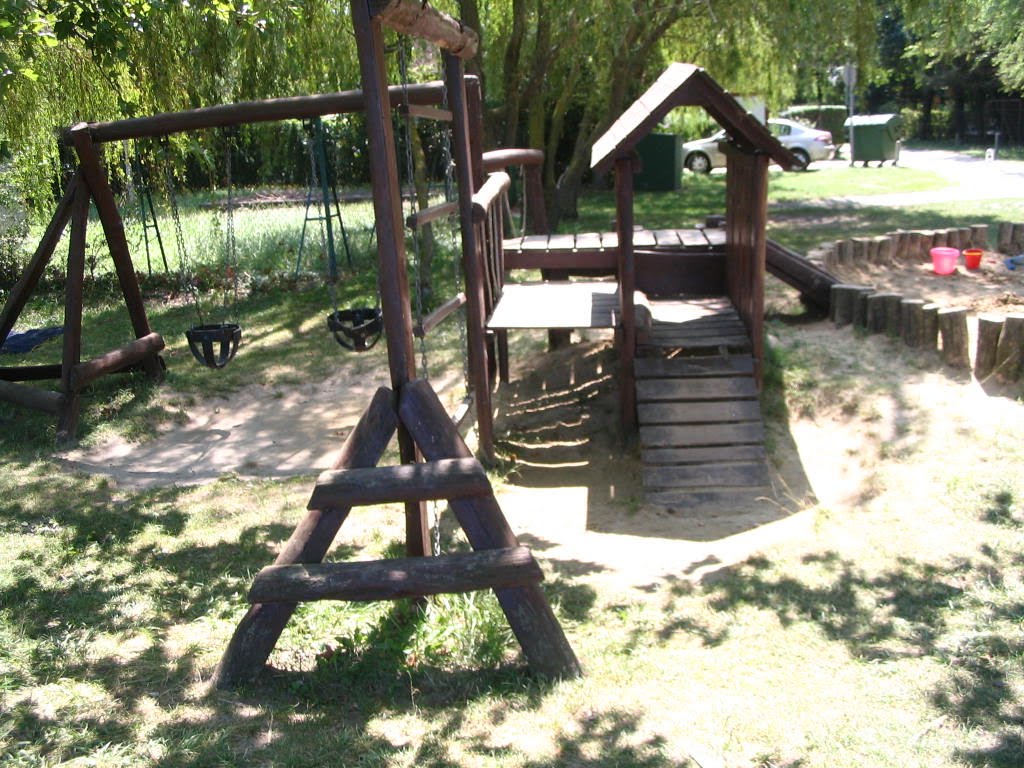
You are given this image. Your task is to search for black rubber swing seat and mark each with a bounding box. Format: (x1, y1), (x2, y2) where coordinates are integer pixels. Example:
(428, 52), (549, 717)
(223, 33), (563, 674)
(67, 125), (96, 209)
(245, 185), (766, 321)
(327, 307), (383, 352)
(186, 323), (242, 369)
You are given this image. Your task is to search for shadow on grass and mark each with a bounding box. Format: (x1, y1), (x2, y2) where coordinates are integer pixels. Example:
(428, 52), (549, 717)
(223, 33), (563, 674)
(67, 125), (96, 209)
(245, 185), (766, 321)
(698, 504), (1024, 767)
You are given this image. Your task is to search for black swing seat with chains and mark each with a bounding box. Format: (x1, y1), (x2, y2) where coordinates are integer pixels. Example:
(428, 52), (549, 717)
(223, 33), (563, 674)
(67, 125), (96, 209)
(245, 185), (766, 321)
(326, 307), (383, 352)
(186, 323), (242, 369)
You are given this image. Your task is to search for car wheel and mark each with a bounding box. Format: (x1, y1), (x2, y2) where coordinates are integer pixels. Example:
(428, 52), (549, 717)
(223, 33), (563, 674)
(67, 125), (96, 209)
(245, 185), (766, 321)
(685, 152), (712, 174)
(790, 148), (810, 171)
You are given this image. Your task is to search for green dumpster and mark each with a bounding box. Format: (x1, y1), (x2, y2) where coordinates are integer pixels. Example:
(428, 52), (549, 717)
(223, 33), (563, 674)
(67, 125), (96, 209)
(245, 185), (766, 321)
(635, 133), (683, 191)
(844, 113), (901, 166)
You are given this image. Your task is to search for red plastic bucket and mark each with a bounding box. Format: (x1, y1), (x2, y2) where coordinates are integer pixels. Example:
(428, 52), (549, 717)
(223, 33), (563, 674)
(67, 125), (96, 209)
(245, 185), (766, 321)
(930, 246), (959, 275)
(963, 248), (983, 270)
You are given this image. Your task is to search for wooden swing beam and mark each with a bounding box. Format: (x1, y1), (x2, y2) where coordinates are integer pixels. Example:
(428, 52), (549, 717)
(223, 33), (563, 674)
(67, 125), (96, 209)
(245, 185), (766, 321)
(66, 82), (452, 145)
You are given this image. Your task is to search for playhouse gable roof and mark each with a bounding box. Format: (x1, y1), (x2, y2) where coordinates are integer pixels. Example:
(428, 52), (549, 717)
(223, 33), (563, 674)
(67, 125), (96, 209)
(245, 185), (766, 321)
(590, 63), (796, 173)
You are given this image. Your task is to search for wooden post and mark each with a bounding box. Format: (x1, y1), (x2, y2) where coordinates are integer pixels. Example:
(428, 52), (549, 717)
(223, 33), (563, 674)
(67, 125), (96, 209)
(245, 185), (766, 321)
(876, 237), (893, 265)
(68, 126), (161, 382)
(851, 237), (869, 264)
(851, 286), (873, 329)
(614, 155), (637, 432)
(921, 303), (940, 351)
(882, 293), (903, 336)
(350, 0), (429, 557)
(994, 313), (1024, 382)
(56, 181), (90, 442)
(938, 307), (970, 368)
(215, 388), (398, 688)
(447, 53), (495, 465)
(866, 292), (893, 334)
(398, 380), (581, 679)
(831, 284), (869, 327)
(969, 224), (989, 250)
(0, 173), (80, 345)
(997, 223), (1014, 253)
(975, 313), (1003, 380)
(837, 239), (853, 266)
(900, 299), (926, 347)
(1013, 224), (1024, 252)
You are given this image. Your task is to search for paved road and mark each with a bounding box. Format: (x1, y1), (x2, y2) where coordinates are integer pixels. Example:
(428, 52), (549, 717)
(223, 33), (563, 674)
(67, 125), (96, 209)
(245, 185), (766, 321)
(794, 147), (1024, 207)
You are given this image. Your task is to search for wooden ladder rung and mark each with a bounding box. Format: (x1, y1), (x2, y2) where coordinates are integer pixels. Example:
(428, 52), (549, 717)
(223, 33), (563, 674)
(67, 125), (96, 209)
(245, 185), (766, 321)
(405, 201), (458, 230)
(414, 293), (466, 338)
(248, 546), (542, 603)
(307, 457), (490, 509)
(397, 103), (453, 122)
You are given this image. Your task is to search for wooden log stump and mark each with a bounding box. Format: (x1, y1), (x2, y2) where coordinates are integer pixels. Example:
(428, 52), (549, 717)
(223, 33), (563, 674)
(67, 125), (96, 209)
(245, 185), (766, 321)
(946, 229), (962, 250)
(938, 307), (970, 368)
(932, 229), (948, 249)
(877, 237), (894, 265)
(837, 239), (853, 266)
(866, 292), (898, 334)
(998, 222), (1014, 253)
(907, 232), (925, 261)
(851, 286), (874, 329)
(921, 303), (940, 351)
(883, 293), (904, 336)
(919, 230), (936, 258)
(900, 299), (926, 347)
(994, 313), (1024, 382)
(851, 238), (870, 264)
(824, 244), (839, 270)
(958, 228), (973, 250)
(866, 238), (880, 264)
(969, 224), (988, 250)
(831, 284), (869, 327)
(1013, 224), (1024, 252)
(975, 313), (1004, 380)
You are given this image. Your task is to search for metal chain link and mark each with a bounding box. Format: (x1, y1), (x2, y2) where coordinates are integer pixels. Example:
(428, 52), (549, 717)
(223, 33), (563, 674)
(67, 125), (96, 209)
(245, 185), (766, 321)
(164, 151), (205, 324)
(224, 132), (239, 319)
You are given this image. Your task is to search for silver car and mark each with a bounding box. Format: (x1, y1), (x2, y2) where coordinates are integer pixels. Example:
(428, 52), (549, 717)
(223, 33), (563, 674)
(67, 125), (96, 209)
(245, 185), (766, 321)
(682, 118), (837, 173)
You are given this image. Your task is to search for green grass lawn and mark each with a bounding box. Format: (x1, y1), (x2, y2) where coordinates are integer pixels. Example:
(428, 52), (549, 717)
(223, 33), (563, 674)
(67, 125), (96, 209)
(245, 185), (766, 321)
(2, 156), (1024, 766)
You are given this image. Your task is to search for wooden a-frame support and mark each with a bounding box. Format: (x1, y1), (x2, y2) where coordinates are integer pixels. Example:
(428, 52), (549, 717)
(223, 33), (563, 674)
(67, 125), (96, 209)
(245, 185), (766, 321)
(214, 381), (580, 686)
(0, 130), (165, 441)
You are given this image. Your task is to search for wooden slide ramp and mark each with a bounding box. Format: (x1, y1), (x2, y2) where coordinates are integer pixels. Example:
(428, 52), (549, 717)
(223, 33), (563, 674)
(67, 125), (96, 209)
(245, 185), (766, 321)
(635, 298), (772, 512)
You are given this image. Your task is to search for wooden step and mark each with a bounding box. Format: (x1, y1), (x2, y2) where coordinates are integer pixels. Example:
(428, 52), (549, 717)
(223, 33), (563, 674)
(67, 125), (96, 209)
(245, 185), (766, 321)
(640, 421), (765, 448)
(644, 461), (770, 489)
(634, 355), (754, 379)
(642, 444), (766, 466)
(248, 546), (543, 604)
(307, 457), (490, 510)
(636, 377), (758, 402)
(644, 488), (773, 513)
(638, 400), (762, 425)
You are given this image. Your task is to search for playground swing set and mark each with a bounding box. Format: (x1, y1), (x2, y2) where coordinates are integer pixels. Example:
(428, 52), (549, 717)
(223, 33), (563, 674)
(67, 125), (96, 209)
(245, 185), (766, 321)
(0, 0), (832, 682)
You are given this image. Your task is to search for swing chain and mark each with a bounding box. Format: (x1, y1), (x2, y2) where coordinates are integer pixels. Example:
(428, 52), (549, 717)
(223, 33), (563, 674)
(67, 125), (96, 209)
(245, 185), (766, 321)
(223, 129), (240, 319)
(164, 146), (205, 324)
(398, 38), (430, 382)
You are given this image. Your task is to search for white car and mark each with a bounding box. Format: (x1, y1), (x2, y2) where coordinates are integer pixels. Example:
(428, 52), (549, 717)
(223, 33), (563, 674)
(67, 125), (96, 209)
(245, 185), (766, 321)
(682, 118), (837, 173)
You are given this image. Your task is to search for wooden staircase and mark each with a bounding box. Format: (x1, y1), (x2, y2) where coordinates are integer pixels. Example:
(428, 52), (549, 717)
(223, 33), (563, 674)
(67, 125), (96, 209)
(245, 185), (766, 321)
(635, 297), (772, 512)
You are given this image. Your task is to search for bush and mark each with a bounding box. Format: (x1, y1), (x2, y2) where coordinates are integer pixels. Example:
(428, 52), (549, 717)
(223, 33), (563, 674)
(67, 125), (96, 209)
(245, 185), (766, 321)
(779, 105), (848, 141)
(0, 163), (29, 291)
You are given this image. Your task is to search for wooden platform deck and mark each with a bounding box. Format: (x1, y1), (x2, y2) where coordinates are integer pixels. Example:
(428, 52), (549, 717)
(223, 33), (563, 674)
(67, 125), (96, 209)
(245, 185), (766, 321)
(635, 297), (771, 512)
(502, 227), (725, 270)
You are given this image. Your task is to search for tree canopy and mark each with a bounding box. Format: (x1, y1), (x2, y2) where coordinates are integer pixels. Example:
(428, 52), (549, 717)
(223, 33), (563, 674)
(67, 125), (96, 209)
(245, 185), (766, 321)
(0, 0), (1020, 221)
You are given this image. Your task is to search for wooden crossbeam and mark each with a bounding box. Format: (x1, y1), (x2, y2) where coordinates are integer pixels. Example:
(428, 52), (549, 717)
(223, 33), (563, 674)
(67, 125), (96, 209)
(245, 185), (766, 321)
(405, 201), (457, 230)
(70, 332), (165, 391)
(0, 380), (63, 414)
(248, 547), (541, 604)
(414, 293), (466, 338)
(397, 103), (453, 122)
(308, 457), (489, 509)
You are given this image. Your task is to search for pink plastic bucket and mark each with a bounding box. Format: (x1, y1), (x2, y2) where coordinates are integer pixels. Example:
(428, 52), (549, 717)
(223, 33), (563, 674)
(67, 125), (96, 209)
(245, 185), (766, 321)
(930, 246), (959, 275)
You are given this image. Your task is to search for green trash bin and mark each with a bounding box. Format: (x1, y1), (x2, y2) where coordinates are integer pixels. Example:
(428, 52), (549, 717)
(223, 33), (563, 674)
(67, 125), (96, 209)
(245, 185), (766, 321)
(635, 133), (683, 191)
(844, 114), (901, 166)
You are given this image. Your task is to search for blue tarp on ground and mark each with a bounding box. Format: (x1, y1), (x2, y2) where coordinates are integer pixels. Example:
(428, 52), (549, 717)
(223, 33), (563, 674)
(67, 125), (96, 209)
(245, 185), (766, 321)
(1, 327), (64, 354)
